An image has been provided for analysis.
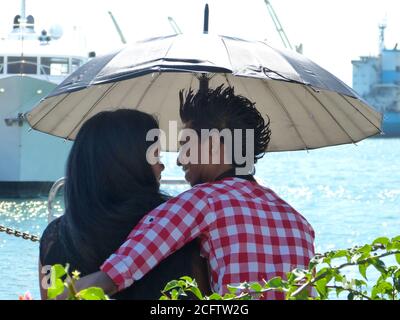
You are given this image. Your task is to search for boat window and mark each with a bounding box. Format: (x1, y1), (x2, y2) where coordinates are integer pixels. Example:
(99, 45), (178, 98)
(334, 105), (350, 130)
(0, 57), (3, 73)
(71, 58), (83, 72)
(40, 57), (69, 75)
(7, 56), (37, 74)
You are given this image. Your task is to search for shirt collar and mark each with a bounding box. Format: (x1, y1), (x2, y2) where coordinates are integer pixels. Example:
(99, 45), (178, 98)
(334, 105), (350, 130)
(214, 168), (256, 183)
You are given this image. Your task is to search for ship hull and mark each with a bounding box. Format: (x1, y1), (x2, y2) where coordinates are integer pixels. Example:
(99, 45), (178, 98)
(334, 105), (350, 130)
(0, 75), (71, 196)
(382, 112), (400, 137)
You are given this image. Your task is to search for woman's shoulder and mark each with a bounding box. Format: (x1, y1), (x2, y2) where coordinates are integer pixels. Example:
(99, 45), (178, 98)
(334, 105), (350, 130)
(39, 216), (63, 265)
(41, 216), (62, 241)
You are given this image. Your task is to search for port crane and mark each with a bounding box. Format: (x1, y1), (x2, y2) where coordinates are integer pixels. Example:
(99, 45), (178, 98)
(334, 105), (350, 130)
(108, 2), (300, 53)
(168, 17), (182, 35)
(263, 0), (302, 53)
(107, 12), (183, 44)
(108, 11), (127, 44)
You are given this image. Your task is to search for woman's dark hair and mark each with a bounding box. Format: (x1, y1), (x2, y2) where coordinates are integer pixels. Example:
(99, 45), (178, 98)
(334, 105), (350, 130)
(179, 85), (271, 167)
(60, 109), (167, 273)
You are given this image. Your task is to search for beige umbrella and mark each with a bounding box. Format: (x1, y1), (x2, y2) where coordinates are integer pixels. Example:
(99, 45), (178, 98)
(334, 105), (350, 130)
(26, 33), (382, 152)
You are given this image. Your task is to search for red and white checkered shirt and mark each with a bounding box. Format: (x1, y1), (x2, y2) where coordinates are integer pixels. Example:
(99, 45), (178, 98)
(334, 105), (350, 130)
(101, 177), (315, 300)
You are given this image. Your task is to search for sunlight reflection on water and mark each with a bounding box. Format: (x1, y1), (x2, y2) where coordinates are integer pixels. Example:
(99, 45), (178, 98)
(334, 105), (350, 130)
(0, 138), (399, 299)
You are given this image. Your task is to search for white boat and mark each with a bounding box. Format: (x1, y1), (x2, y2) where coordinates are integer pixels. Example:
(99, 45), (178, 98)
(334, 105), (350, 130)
(0, 0), (88, 196)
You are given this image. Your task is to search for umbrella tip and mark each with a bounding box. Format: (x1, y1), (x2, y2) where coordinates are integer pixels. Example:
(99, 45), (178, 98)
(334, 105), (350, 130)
(203, 3), (209, 34)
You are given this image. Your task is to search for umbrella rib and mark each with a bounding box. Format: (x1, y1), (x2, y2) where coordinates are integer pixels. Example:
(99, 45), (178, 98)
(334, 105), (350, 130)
(304, 86), (357, 144)
(220, 38), (234, 69)
(163, 36), (176, 59)
(134, 36), (174, 109)
(322, 92), (374, 137)
(115, 79), (140, 107)
(263, 81), (310, 151)
(223, 73), (232, 87)
(288, 85), (331, 144)
(340, 95), (382, 133)
(189, 73), (195, 89)
(66, 82), (119, 140)
(28, 93), (71, 129)
(136, 73), (161, 108)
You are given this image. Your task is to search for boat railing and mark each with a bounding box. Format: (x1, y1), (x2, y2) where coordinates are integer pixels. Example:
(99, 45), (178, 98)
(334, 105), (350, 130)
(47, 177), (66, 223)
(0, 56), (85, 78)
(47, 177), (189, 224)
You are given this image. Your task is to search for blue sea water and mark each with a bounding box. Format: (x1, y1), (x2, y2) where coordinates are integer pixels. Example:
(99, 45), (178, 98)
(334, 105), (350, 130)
(0, 138), (399, 300)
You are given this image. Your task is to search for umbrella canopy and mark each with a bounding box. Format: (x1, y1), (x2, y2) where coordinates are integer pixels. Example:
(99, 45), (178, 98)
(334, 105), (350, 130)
(26, 33), (382, 152)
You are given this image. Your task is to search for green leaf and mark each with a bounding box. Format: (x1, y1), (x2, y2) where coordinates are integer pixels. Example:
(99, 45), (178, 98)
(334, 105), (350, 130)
(48, 264), (68, 299)
(179, 276), (193, 283)
(292, 269), (307, 282)
(227, 285), (238, 294)
(293, 289), (311, 300)
(332, 250), (348, 259)
(396, 254), (400, 265)
(391, 235), (400, 242)
(207, 293), (223, 300)
(316, 268), (333, 283)
(357, 245), (373, 261)
(315, 278), (328, 299)
(347, 292), (354, 300)
(188, 287), (203, 300)
(359, 264), (368, 280)
(170, 289), (179, 300)
(177, 280), (187, 288)
(335, 287), (344, 298)
(372, 237), (390, 247)
(249, 282), (263, 292)
(316, 267), (330, 278)
(377, 281), (393, 293)
(371, 259), (387, 274)
(371, 286), (380, 299)
(333, 272), (344, 283)
(286, 271), (296, 283)
(308, 260), (319, 271)
(162, 280), (180, 292)
(51, 264), (66, 280)
(351, 253), (362, 264)
(78, 287), (108, 300)
(267, 277), (283, 288)
(223, 293), (241, 300)
(394, 277), (400, 292)
(354, 279), (367, 287)
(322, 257), (332, 265)
(47, 279), (65, 299)
(357, 244), (372, 255)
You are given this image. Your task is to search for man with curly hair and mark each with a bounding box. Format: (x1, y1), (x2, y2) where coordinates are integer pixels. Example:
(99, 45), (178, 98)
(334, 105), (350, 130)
(72, 85), (315, 300)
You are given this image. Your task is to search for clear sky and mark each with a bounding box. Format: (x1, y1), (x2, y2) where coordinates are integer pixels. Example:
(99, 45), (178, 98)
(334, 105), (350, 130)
(1, 0), (400, 86)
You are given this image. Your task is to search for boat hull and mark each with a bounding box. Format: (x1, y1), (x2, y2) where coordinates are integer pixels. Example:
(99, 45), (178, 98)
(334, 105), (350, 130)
(382, 112), (400, 137)
(0, 76), (71, 192)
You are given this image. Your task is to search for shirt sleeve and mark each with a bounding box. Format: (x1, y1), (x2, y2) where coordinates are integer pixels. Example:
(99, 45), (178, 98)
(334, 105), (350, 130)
(100, 187), (213, 291)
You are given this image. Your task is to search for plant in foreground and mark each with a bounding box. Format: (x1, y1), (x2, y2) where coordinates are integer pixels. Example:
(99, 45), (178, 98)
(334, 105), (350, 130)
(39, 235), (400, 300)
(159, 235), (400, 300)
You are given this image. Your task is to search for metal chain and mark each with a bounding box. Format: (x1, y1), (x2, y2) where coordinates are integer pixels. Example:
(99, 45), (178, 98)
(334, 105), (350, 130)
(0, 224), (40, 242)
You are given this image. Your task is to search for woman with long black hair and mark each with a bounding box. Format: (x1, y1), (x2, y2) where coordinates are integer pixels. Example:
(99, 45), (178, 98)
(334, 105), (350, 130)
(39, 109), (209, 299)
